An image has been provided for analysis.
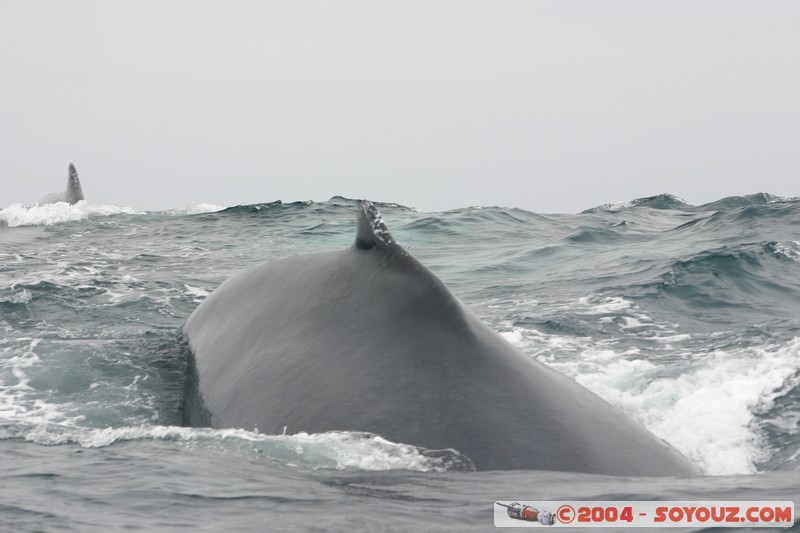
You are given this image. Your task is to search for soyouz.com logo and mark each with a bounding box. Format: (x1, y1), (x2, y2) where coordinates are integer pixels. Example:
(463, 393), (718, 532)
(494, 501), (794, 528)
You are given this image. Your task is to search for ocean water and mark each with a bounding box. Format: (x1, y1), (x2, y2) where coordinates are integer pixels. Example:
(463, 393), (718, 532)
(1, 194), (798, 532)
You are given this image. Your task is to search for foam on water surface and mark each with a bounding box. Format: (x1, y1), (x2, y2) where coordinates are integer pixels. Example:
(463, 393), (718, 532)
(503, 320), (800, 475)
(2, 196), (800, 482)
(1, 202), (142, 227)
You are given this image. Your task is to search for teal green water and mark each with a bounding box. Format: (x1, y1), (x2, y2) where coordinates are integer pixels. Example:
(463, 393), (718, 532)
(1, 195), (798, 531)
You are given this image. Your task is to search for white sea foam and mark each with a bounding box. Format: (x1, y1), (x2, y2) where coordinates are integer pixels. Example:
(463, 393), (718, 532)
(101, 275), (147, 305)
(649, 333), (692, 343)
(165, 202), (225, 215)
(0, 339), (82, 428)
(499, 297), (798, 475)
(593, 201), (631, 212)
(0, 422), (463, 472)
(184, 284), (210, 302)
(548, 337), (800, 475)
(772, 241), (800, 262)
(576, 294), (687, 338)
(0, 202), (142, 227)
(500, 329), (525, 345)
(577, 295), (634, 314)
(618, 316), (646, 329)
(1, 334), (465, 472)
(500, 326), (588, 363)
(0, 288), (32, 305)
(268, 430), (462, 471)
(643, 339), (800, 475)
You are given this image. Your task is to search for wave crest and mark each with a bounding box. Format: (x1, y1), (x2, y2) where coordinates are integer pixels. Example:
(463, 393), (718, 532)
(0, 202), (142, 227)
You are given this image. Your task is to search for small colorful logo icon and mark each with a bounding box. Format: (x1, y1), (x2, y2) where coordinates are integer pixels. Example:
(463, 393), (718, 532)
(495, 501), (556, 525)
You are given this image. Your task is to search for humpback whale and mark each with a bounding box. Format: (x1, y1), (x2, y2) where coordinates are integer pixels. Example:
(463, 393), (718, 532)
(39, 163), (84, 205)
(181, 202), (697, 475)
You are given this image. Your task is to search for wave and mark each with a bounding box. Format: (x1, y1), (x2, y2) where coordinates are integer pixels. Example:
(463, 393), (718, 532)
(699, 193), (793, 210)
(583, 194), (689, 213)
(0, 422), (473, 472)
(503, 317), (800, 475)
(656, 242), (800, 313)
(0, 202), (143, 228)
(4, 190), (800, 477)
(220, 200), (309, 214)
(219, 197), (416, 216)
(558, 336), (800, 475)
(161, 202), (226, 215)
(563, 225), (627, 244)
(584, 193), (798, 214)
(401, 216), (461, 235)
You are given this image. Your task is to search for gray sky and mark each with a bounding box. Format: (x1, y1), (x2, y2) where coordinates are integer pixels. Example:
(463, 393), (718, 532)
(1, 1), (798, 213)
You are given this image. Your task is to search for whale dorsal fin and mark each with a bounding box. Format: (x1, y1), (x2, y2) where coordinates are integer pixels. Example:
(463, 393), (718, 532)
(355, 201), (398, 251)
(65, 163), (84, 204)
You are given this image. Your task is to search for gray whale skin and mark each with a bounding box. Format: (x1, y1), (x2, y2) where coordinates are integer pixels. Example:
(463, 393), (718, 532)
(39, 163), (84, 205)
(181, 201), (697, 475)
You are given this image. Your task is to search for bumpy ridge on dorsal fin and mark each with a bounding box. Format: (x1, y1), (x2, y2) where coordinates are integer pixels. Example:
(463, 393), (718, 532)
(355, 201), (398, 251)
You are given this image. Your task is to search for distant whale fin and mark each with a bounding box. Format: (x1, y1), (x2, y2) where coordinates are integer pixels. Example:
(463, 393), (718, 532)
(65, 163), (85, 204)
(355, 201), (398, 251)
(37, 163), (85, 206)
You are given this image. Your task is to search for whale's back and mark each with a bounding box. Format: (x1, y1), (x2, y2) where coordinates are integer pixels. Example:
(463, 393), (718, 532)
(182, 202), (698, 475)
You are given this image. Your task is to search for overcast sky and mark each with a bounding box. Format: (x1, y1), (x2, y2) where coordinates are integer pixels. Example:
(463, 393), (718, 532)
(1, 1), (798, 213)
